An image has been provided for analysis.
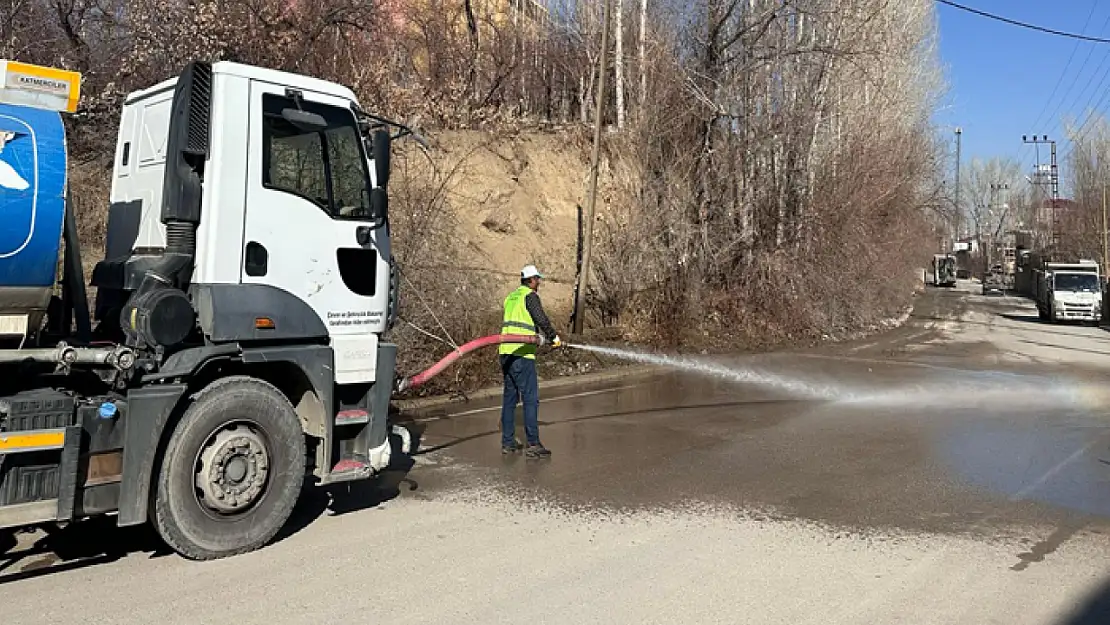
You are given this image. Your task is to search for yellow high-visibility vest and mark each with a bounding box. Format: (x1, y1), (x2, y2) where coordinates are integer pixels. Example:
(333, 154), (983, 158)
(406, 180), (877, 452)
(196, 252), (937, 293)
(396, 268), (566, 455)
(499, 285), (538, 359)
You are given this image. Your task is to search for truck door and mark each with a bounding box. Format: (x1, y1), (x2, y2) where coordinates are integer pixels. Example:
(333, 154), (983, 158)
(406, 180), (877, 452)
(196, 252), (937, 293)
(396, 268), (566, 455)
(243, 81), (391, 384)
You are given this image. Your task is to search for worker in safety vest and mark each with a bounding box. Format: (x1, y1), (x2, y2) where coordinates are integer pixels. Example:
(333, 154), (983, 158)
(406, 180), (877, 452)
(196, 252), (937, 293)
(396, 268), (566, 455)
(499, 265), (561, 458)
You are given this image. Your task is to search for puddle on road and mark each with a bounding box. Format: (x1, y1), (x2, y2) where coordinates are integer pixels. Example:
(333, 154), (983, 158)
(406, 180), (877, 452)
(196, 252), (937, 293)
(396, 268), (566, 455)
(935, 411), (1110, 519)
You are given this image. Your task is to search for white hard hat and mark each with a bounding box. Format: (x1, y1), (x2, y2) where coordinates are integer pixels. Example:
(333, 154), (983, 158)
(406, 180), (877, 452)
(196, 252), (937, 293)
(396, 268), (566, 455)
(521, 264), (544, 279)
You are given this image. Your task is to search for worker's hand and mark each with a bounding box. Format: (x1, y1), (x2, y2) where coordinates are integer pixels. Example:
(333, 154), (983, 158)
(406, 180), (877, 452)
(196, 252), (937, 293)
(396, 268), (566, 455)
(551, 335), (563, 349)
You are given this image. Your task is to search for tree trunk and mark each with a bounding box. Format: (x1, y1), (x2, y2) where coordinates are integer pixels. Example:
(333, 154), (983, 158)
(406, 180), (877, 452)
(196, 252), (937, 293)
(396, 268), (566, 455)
(615, 0), (625, 129)
(639, 0), (647, 111)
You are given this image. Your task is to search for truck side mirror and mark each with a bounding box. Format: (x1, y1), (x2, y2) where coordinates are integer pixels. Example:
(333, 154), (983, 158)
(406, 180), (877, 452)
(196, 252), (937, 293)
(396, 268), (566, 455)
(373, 129), (391, 189)
(370, 187), (388, 221)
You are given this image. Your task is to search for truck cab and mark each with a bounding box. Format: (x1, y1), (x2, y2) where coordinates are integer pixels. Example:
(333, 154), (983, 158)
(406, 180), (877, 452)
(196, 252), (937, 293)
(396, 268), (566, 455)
(1037, 260), (1102, 323)
(0, 60), (413, 561)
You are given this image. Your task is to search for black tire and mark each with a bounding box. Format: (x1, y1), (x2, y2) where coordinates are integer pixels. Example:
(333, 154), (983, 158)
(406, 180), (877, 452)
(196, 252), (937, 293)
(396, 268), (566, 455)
(151, 376), (306, 561)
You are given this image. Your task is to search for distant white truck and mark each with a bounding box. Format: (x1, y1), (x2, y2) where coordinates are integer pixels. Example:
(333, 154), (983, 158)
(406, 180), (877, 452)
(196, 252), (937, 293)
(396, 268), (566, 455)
(1034, 259), (1102, 323)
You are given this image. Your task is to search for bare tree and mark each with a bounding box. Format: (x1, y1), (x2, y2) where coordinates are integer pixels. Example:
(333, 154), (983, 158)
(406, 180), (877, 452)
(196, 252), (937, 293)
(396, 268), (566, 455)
(639, 0), (647, 111)
(961, 156), (1023, 242)
(615, 0), (625, 128)
(1062, 117), (1110, 262)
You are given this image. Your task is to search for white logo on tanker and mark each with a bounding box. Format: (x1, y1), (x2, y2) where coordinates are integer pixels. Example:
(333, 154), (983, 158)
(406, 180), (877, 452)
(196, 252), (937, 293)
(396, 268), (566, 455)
(0, 131), (28, 191)
(0, 159), (28, 190)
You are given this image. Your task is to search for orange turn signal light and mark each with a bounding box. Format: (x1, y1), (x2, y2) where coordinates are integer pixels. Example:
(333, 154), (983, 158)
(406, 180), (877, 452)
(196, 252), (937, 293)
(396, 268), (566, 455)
(255, 317), (276, 330)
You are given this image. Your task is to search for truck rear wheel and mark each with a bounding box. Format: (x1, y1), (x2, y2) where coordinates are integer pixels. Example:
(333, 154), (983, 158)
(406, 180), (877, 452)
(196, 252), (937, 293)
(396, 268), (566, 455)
(152, 376), (306, 560)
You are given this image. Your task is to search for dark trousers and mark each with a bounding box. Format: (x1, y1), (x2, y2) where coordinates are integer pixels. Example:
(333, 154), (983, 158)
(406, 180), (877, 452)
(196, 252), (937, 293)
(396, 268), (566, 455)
(500, 355), (540, 447)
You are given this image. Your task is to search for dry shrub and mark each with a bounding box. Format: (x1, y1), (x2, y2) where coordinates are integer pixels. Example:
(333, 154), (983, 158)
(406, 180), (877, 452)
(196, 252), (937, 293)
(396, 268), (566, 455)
(386, 141), (507, 395)
(590, 0), (940, 351)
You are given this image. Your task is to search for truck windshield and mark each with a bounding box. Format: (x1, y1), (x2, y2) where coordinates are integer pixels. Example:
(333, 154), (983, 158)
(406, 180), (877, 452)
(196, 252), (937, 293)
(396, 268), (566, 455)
(1054, 273), (1100, 292)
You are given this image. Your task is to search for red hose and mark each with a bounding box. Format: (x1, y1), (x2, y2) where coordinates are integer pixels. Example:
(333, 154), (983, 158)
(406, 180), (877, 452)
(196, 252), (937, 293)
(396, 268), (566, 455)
(395, 333), (543, 393)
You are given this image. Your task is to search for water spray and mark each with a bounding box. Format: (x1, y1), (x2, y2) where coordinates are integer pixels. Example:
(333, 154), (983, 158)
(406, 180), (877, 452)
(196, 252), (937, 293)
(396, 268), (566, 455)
(566, 343), (1106, 412)
(567, 343), (845, 400)
(393, 333), (1108, 415)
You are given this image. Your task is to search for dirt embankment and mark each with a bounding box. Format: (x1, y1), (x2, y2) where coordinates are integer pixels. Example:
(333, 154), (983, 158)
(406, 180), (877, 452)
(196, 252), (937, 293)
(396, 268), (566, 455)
(387, 129), (630, 395)
(415, 130), (585, 314)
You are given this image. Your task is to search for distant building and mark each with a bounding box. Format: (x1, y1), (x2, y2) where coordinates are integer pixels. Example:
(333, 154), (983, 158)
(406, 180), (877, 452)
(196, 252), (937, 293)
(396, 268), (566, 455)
(954, 235), (979, 254)
(1036, 198), (1077, 230)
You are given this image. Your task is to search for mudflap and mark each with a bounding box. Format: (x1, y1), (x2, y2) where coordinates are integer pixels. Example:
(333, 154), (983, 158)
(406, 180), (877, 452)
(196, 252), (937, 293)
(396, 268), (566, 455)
(356, 343), (397, 469)
(117, 384), (188, 527)
(321, 343), (400, 485)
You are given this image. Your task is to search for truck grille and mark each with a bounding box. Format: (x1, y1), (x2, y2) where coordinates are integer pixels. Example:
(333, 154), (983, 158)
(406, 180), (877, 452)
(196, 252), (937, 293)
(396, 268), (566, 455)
(1059, 304), (1097, 318)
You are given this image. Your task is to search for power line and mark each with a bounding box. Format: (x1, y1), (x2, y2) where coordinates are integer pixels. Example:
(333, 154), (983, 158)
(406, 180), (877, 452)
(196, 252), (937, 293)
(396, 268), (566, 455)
(1019, 4), (1105, 169)
(936, 0), (1110, 43)
(1023, 8), (1110, 171)
(1048, 41), (1110, 142)
(1027, 1), (1099, 133)
(1066, 58), (1110, 145)
(1055, 33), (1110, 153)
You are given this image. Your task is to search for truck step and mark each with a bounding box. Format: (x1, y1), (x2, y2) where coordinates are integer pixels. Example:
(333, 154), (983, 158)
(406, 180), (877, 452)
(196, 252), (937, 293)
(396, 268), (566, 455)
(320, 457), (374, 484)
(334, 409), (370, 426)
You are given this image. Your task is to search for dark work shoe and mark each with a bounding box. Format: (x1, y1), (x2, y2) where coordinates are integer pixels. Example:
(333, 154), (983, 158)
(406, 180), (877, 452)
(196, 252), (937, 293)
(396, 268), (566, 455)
(502, 441), (524, 454)
(525, 444), (551, 459)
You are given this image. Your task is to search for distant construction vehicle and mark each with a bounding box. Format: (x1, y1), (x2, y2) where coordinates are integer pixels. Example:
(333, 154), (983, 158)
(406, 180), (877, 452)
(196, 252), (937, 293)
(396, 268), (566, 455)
(1001, 246), (1016, 289)
(981, 264), (1005, 296)
(931, 254), (957, 287)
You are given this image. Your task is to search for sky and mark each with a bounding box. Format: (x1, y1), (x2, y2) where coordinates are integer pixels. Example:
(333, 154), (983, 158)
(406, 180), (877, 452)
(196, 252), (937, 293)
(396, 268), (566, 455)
(935, 0), (1110, 184)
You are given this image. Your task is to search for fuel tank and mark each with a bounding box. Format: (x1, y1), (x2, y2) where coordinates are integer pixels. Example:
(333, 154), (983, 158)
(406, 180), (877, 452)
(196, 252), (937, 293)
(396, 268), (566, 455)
(0, 102), (67, 338)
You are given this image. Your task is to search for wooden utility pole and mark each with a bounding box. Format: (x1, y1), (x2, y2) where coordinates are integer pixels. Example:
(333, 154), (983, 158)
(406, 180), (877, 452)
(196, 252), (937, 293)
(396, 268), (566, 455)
(572, 0), (611, 335)
(954, 128), (962, 243)
(1103, 185), (1108, 273)
(987, 182), (1008, 273)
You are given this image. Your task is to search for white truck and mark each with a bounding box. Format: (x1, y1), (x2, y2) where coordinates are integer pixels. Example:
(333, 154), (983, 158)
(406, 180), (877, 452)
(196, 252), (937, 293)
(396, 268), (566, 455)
(0, 59), (418, 560)
(1034, 260), (1102, 324)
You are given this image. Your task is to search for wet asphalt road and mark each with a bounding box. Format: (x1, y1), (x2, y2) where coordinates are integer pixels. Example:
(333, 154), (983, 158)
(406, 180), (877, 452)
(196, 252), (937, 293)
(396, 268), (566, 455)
(7, 280), (1110, 624)
(407, 284), (1110, 537)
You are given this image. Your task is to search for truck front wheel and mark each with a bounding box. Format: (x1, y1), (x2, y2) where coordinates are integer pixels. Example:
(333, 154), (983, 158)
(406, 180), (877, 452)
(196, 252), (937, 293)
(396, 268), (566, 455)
(152, 376), (306, 560)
